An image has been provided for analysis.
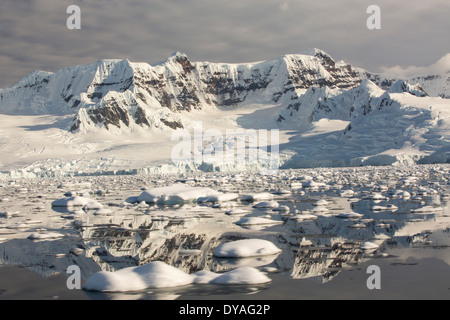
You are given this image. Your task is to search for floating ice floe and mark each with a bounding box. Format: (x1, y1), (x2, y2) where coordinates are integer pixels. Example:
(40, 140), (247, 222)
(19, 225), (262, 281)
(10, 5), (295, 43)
(371, 204), (398, 211)
(272, 189), (291, 195)
(313, 199), (329, 206)
(241, 193), (274, 202)
(213, 239), (282, 258)
(272, 205), (290, 212)
(27, 232), (64, 240)
(51, 196), (103, 210)
(410, 206), (443, 213)
(83, 261), (271, 292)
(336, 212), (363, 219)
(289, 214), (318, 221)
(235, 217), (283, 226)
(225, 209), (250, 216)
(339, 190), (355, 198)
(83, 261), (194, 292)
(252, 201), (279, 208)
(311, 206), (329, 213)
(364, 193), (388, 200)
(360, 241), (380, 250)
(136, 183), (237, 204)
(94, 208), (113, 216)
(390, 190), (411, 199)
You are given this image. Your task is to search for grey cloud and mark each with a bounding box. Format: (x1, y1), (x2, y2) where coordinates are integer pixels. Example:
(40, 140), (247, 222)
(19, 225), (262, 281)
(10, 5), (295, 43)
(0, 0), (449, 88)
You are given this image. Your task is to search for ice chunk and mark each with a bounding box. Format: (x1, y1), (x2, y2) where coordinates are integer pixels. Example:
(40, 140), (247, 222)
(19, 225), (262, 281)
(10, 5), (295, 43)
(241, 193), (274, 202)
(336, 212), (363, 219)
(83, 261), (272, 292)
(360, 241), (380, 250)
(28, 232), (64, 240)
(225, 209), (250, 216)
(83, 261), (194, 292)
(213, 239), (282, 258)
(51, 196), (103, 209)
(235, 217), (283, 226)
(137, 183), (235, 204)
(272, 205), (290, 212)
(252, 201), (279, 208)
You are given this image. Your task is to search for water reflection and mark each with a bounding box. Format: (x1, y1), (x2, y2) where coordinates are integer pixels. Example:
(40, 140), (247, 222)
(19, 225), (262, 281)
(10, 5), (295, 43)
(0, 166), (449, 298)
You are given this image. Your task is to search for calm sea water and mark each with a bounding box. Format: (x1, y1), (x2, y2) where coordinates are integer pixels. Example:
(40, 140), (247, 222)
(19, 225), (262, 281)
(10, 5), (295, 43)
(0, 166), (449, 300)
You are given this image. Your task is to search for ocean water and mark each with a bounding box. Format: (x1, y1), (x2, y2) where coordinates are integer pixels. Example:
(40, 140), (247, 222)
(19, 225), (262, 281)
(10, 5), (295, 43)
(0, 165), (449, 300)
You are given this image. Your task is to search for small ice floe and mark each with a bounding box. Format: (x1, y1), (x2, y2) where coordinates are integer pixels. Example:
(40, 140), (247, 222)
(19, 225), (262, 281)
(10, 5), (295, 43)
(410, 206), (443, 214)
(137, 183), (237, 204)
(417, 187), (438, 196)
(213, 202), (235, 209)
(83, 261), (194, 292)
(51, 196), (103, 210)
(94, 208), (113, 216)
(225, 209), (250, 216)
(272, 189), (291, 195)
(313, 199), (329, 207)
(371, 204), (398, 211)
(336, 212), (363, 219)
(375, 223), (391, 228)
(213, 239), (282, 258)
(364, 193), (388, 200)
(241, 193), (274, 202)
(6, 223), (29, 230)
(235, 217), (283, 227)
(311, 206), (329, 213)
(339, 190), (355, 198)
(390, 190), (411, 199)
(348, 223), (367, 229)
(28, 232), (64, 240)
(252, 201), (279, 209)
(360, 241), (380, 251)
(70, 247), (85, 256)
(83, 261), (271, 292)
(288, 214), (318, 221)
(272, 205), (290, 212)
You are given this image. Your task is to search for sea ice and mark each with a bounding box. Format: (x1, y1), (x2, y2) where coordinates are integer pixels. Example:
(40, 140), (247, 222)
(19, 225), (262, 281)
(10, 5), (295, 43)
(336, 212), (363, 219)
(27, 232), (64, 240)
(136, 183), (236, 204)
(235, 217), (283, 226)
(83, 261), (194, 292)
(252, 201), (279, 208)
(241, 193), (274, 202)
(213, 239), (282, 258)
(83, 261), (272, 292)
(51, 196), (103, 209)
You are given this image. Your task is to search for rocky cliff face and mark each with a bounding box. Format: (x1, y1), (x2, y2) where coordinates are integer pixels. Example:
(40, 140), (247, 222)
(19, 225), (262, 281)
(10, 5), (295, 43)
(0, 50), (365, 132)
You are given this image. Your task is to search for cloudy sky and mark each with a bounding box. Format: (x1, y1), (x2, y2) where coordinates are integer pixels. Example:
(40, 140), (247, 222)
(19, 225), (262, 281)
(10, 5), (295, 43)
(0, 0), (449, 88)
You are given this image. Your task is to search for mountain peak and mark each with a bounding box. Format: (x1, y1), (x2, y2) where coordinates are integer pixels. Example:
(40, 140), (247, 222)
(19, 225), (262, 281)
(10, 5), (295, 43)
(168, 51), (189, 61)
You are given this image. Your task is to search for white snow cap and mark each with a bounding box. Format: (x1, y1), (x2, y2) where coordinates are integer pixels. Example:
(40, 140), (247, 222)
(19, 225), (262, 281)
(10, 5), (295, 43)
(213, 239), (282, 258)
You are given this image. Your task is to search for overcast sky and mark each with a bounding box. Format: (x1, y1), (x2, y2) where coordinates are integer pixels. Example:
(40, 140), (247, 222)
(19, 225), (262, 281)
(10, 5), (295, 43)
(0, 0), (449, 88)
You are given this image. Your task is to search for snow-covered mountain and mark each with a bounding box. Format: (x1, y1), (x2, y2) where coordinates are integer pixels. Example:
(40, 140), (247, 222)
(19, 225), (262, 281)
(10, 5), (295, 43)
(0, 49), (363, 132)
(0, 49), (449, 173)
